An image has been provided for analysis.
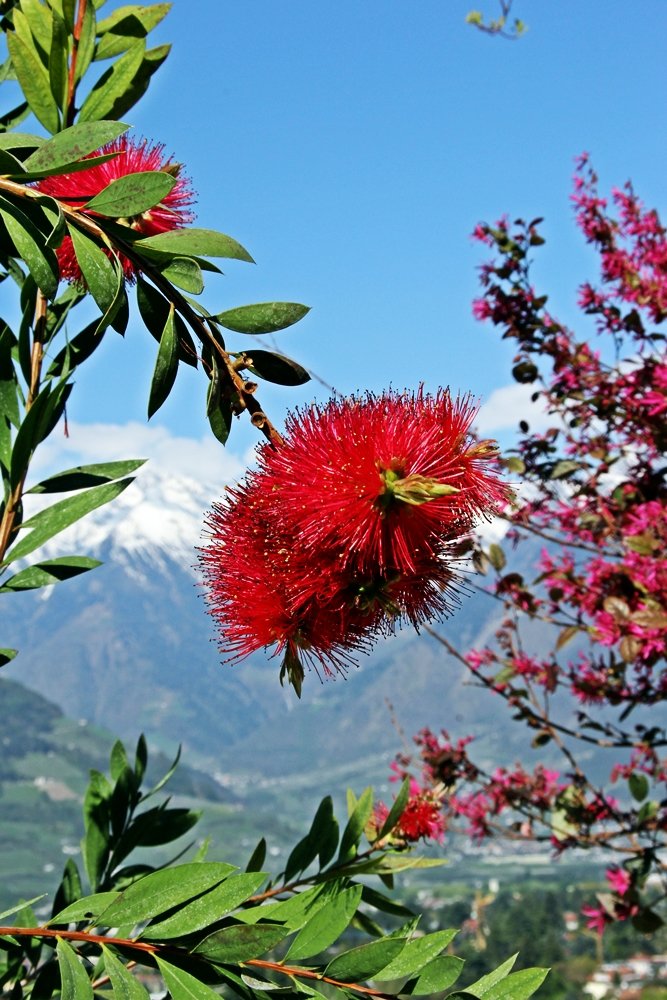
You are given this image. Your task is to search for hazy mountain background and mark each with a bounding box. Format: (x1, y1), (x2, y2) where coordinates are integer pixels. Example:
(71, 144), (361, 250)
(3, 466), (544, 789)
(0, 466), (616, 910)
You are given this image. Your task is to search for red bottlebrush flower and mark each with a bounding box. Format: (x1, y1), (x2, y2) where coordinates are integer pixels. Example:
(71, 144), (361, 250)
(257, 388), (509, 577)
(199, 480), (380, 696)
(35, 135), (195, 282)
(199, 388), (508, 693)
(373, 789), (446, 844)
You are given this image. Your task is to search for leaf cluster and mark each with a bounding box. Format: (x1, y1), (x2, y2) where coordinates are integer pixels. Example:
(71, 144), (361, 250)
(0, 738), (549, 1000)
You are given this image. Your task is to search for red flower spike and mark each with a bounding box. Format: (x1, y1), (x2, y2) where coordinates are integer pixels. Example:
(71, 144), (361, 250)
(199, 482), (380, 694)
(35, 136), (195, 282)
(257, 388), (510, 577)
(200, 388), (508, 692)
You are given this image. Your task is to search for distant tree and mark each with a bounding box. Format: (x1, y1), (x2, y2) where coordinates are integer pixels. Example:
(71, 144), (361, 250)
(389, 156), (666, 935)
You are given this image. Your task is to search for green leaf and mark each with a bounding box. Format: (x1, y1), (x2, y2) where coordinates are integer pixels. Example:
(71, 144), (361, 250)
(6, 31), (59, 133)
(245, 837), (266, 873)
(85, 170), (176, 217)
(487, 543), (506, 572)
(135, 276), (198, 367)
(3, 478), (136, 565)
(0, 197), (59, 297)
(325, 937), (406, 983)
(377, 929), (459, 981)
(402, 956), (465, 995)
(142, 871), (266, 939)
(50, 891), (121, 925)
(215, 301), (310, 335)
(56, 937), (93, 999)
(286, 884), (362, 961)
(49, 11), (68, 109)
(0, 556), (101, 592)
(483, 969), (550, 1000)
(101, 945), (150, 999)
(78, 41), (147, 122)
(24, 121), (129, 172)
(194, 922), (289, 964)
(244, 349), (310, 386)
(465, 955), (518, 996)
(377, 777), (410, 840)
(155, 957), (222, 1000)
(28, 459), (146, 494)
(135, 227), (254, 262)
(101, 863), (236, 928)
(0, 894), (47, 921)
(147, 304), (179, 418)
(95, 3), (172, 60)
(51, 858), (83, 920)
(74, 0), (97, 84)
(0, 132), (44, 150)
(628, 772), (649, 803)
(66, 222), (119, 314)
(550, 460), (580, 480)
(0, 648), (18, 667)
(156, 255), (204, 294)
(338, 787), (374, 862)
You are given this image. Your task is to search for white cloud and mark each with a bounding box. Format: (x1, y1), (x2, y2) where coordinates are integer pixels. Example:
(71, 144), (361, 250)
(475, 383), (552, 434)
(29, 420), (249, 489)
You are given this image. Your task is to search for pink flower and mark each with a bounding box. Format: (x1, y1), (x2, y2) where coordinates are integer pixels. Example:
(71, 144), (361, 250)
(581, 904), (612, 935)
(605, 866), (631, 897)
(35, 136), (195, 282)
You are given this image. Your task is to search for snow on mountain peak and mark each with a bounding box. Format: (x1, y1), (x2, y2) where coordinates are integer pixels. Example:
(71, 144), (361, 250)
(29, 466), (231, 577)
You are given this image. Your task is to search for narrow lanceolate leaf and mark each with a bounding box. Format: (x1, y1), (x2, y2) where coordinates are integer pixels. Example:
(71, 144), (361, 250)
(101, 945), (150, 1000)
(6, 31), (59, 133)
(0, 649), (18, 667)
(28, 459), (146, 494)
(2, 478), (135, 565)
(78, 41), (147, 122)
(324, 937), (406, 983)
(215, 301), (310, 335)
(135, 227), (255, 262)
(376, 929), (459, 981)
(56, 937), (94, 1000)
(24, 121), (130, 172)
(67, 223), (119, 315)
(377, 777), (411, 840)
(482, 969), (550, 1000)
(155, 957), (222, 1000)
(148, 304), (179, 418)
(50, 891), (121, 926)
(142, 871), (267, 940)
(402, 956), (465, 995)
(85, 170), (176, 217)
(0, 197), (59, 298)
(0, 895), (47, 922)
(464, 955), (518, 997)
(193, 923), (288, 964)
(0, 556), (101, 593)
(244, 349), (310, 386)
(95, 3), (172, 61)
(285, 884), (362, 961)
(338, 787), (374, 862)
(49, 11), (68, 109)
(100, 863), (236, 928)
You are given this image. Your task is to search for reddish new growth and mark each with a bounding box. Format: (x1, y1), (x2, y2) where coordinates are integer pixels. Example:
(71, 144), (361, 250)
(35, 135), (195, 281)
(200, 388), (509, 694)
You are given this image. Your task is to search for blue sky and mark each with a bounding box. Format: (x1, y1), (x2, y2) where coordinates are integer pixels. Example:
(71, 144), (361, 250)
(24, 1), (667, 469)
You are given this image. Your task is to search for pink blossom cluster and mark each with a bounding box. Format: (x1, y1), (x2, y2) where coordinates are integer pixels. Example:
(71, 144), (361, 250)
(408, 160), (667, 931)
